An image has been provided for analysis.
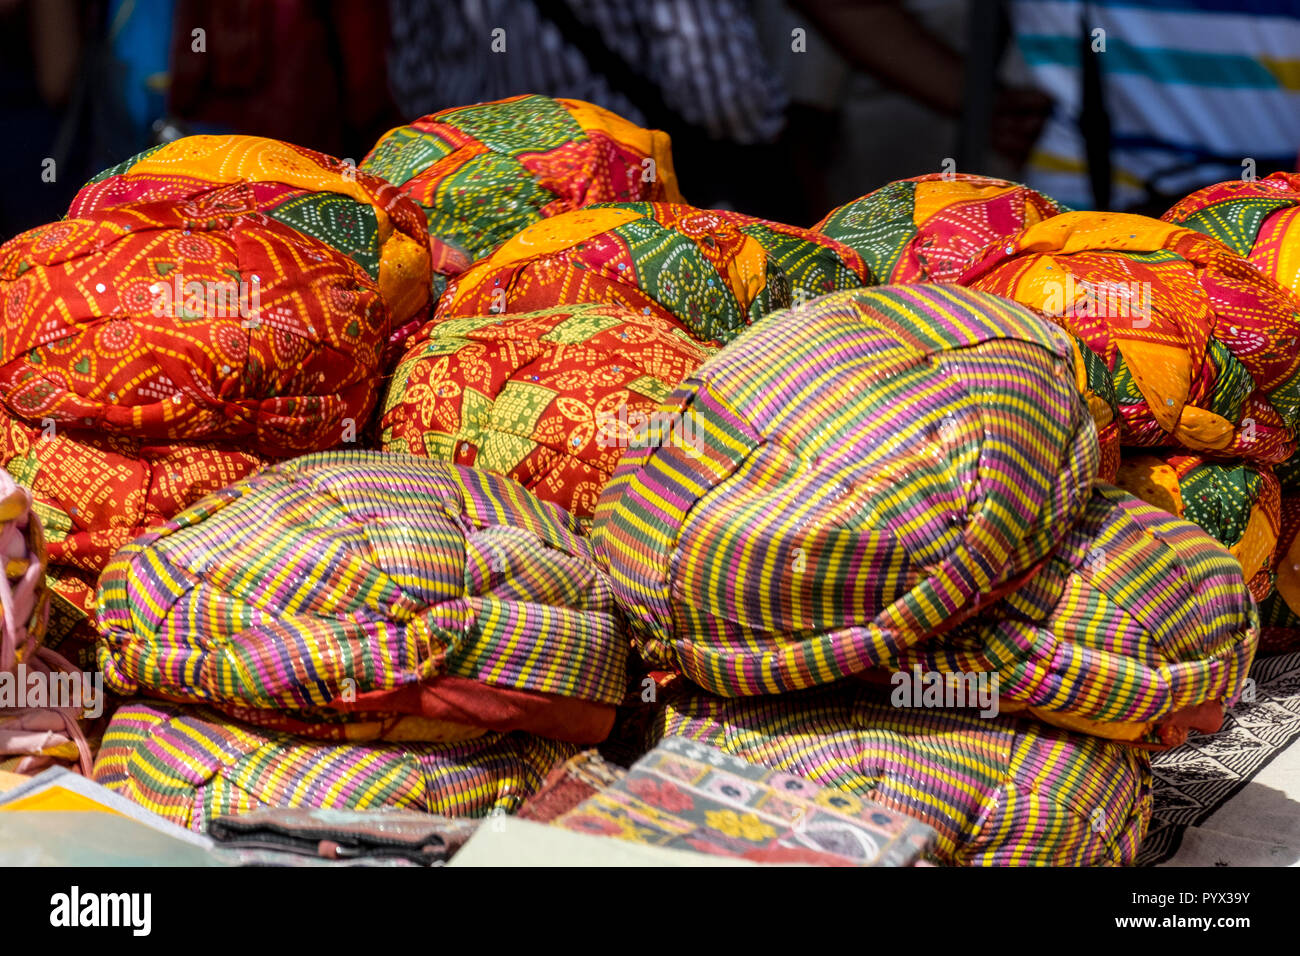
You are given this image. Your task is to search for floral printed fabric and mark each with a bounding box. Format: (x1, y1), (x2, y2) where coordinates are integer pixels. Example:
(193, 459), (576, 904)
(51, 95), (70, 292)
(435, 202), (871, 345)
(959, 211), (1300, 463)
(0, 197), (389, 458)
(69, 134), (434, 336)
(380, 304), (714, 519)
(361, 96), (683, 291)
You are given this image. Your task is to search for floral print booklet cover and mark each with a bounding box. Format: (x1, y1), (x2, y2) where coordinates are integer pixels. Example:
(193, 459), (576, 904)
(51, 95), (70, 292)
(552, 737), (936, 866)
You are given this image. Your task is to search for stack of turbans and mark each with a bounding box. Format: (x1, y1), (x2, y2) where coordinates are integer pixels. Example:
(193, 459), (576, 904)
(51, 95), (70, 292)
(7, 101), (1272, 862)
(591, 284), (1258, 864)
(360, 95), (683, 292)
(91, 452), (628, 829)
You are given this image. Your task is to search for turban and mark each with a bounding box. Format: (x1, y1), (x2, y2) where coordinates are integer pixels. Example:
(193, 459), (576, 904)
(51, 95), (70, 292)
(0, 199), (389, 458)
(646, 679), (1151, 866)
(813, 173), (1069, 284)
(380, 304), (715, 519)
(435, 202), (871, 345)
(69, 134), (433, 335)
(92, 700), (574, 832)
(95, 451), (628, 745)
(959, 211), (1300, 463)
(361, 95), (682, 287)
(1114, 452), (1279, 601)
(1163, 172), (1300, 299)
(594, 285), (1257, 745)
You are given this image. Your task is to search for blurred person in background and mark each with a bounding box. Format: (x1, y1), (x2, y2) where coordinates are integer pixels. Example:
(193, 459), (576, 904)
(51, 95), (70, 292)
(385, 0), (796, 219)
(0, 0), (88, 238)
(757, 0), (1052, 223)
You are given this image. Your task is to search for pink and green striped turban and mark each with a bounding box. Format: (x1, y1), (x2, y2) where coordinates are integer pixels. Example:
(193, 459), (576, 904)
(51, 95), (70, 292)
(647, 679), (1151, 866)
(593, 284), (1257, 746)
(95, 450), (627, 745)
(93, 699), (574, 832)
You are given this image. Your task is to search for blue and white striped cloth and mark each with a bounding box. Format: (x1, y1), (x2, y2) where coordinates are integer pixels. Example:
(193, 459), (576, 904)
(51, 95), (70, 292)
(1012, 0), (1300, 209)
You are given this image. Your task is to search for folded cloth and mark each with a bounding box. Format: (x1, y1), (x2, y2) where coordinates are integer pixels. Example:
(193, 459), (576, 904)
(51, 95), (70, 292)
(207, 806), (480, 865)
(360, 95), (682, 289)
(959, 211), (1300, 463)
(550, 735), (938, 866)
(594, 284), (1257, 746)
(1162, 172), (1300, 298)
(645, 678), (1152, 866)
(1115, 452), (1279, 601)
(0, 470), (92, 775)
(813, 173), (1069, 284)
(435, 202), (871, 345)
(0, 199), (390, 458)
(96, 450), (628, 744)
(68, 135), (433, 336)
(380, 304), (715, 519)
(92, 699), (574, 832)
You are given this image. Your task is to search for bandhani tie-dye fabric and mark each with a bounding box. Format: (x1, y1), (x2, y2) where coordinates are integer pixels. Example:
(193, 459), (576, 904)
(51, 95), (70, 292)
(95, 451), (628, 744)
(360, 95), (682, 289)
(1162, 172), (1300, 299)
(959, 211), (1300, 463)
(435, 202), (871, 345)
(68, 135), (434, 334)
(380, 304), (715, 519)
(812, 173), (1070, 284)
(646, 679), (1152, 867)
(594, 285), (1257, 746)
(0, 198), (389, 458)
(1115, 452), (1279, 602)
(92, 699), (575, 832)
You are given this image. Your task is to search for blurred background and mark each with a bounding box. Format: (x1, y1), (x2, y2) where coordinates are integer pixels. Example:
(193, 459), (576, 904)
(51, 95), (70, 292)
(1, 0), (1298, 240)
